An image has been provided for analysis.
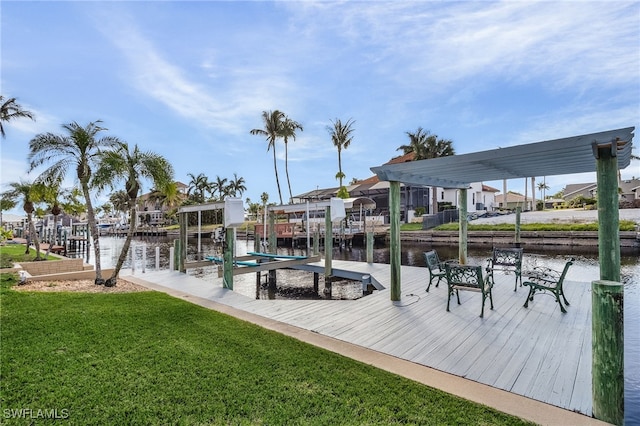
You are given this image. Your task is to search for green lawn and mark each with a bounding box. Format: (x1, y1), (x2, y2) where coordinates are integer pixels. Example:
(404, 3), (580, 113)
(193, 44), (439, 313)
(0, 274), (531, 425)
(0, 244), (55, 268)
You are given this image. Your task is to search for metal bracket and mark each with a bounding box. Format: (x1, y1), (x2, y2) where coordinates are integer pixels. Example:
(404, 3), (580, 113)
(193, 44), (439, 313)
(591, 138), (618, 159)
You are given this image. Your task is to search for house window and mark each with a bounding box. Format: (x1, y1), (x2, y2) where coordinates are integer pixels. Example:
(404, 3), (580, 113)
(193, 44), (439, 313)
(441, 191), (444, 200)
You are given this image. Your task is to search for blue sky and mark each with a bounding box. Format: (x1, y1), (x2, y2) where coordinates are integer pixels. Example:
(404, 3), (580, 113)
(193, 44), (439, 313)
(2, 1), (639, 215)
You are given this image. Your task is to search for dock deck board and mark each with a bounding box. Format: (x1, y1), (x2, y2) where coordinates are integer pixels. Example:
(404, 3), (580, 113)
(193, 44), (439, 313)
(122, 258), (594, 417)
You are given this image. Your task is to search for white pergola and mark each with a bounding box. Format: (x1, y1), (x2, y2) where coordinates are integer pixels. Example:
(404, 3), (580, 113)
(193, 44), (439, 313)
(370, 126), (635, 299)
(370, 126), (635, 423)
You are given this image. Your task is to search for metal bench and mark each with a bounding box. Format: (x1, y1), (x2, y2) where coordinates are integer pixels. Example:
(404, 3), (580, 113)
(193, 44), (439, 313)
(423, 250), (447, 292)
(523, 258), (574, 313)
(445, 263), (494, 318)
(486, 247), (523, 291)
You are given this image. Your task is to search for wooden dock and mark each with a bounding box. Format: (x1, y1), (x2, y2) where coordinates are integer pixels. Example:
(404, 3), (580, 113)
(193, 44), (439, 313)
(121, 260), (596, 419)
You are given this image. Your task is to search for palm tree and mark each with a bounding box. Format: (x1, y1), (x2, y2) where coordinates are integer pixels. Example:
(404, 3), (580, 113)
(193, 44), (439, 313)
(1, 180), (44, 259)
(93, 141), (174, 286)
(251, 110), (286, 205)
(0, 95), (35, 139)
(212, 175), (229, 201)
(187, 172), (211, 203)
(228, 173), (247, 198)
(537, 180), (550, 210)
(61, 187), (86, 218)
(398, 128), (455, 214)
(38, 176), (64, 257)
(28, 120), (120, 285)
(109, 190), (130, 223)
(328, 118), (355, 189)
(148, 181), (185, 223)
(281, 116), (303, 203)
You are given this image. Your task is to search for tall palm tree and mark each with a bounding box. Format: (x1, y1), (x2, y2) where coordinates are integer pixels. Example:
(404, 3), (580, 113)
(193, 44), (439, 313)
(186, 172), (211, 203)
(1, 180), (44, 259)
(228, 173), (247, 198)
(93, 141), (174, 286)
(398, 128), (455, 214)
(251, 110), (286, 205)
(212, 175), (228, 201)
(280, 116), (303, 203)
(28, 120), (120, 285)
(328, 118), (355, 189)
(537, 180), (550, 209)
(0, 95), (35, 139)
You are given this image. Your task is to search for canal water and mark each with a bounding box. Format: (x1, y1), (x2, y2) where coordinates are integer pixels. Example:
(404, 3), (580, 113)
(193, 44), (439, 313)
(79, 236), (639, 423)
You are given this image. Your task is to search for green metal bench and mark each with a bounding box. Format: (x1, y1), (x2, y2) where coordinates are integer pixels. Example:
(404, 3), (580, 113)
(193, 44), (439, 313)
(445, 263), (494, 318)
(423, 250), (447, 292)
(486, 247), (523, 291)
(523, 258), (574, 313)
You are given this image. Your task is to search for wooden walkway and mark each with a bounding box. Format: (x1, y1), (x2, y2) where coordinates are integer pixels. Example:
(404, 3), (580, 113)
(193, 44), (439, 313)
(122, 259), (594, 417)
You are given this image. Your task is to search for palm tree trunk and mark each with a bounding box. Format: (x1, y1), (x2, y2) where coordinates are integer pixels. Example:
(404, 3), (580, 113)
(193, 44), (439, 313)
(27, 214), (42, 260)
(273, 149), (283, 205)
(337, 150), (343, 187)
(44, 214), (58, 257)
(82, 183), (104, 284)
(106, 203), (136, 287)
(285, 143), (293, 204)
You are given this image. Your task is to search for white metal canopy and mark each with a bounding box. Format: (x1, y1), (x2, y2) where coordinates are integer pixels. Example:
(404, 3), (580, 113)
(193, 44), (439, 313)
(370, 127), (635, 188)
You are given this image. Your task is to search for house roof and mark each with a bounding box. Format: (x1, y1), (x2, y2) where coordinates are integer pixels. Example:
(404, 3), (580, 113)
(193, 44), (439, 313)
(482, 184), (500, 193)
(563, 182), (597, 198)
(495, 193), (531, 203)
(370, 127), (635, 189)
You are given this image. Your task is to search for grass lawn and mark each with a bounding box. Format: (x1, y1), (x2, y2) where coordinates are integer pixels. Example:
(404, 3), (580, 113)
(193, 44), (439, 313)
(0, 274), (531, 425)
(0, 245), (55, 269)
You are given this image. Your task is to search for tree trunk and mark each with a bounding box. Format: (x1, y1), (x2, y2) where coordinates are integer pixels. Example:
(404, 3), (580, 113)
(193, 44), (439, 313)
(285, 143), (292, 204)
(272, 149), (283, 205)
(44, 214), (58, 257)
(337, 150), (343, 187)
(28, 215), (42, 260)
(81, 182), (103, 285)
(105, 202), (137, 287)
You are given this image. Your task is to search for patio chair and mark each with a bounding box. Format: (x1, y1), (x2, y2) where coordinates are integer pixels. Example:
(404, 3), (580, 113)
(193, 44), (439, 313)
(423, 250), (446, 292)
(486, 247), (524, 291)
(523, 258), (574, 313)
(445, 263), (494, 318)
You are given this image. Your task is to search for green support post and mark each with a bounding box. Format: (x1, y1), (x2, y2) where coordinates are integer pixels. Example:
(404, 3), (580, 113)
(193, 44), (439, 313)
(458, 188), (467, 265)
(173, 239), (179, 271)
(389, 181), (401, 301)
(313, 230), (319, 255)
(324, 206), (332, 278)
(591, 145), (624, 424)
(223, 227), (234, 289)
(366, 231), (374, 264)
(596, 147), (620, 282)
(592, 280), (624, 425)
(254, 233), (260, 252)
(268, 212), (276, 254)
(179, 212), (187, 273)
(515, 206), (521, 247)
